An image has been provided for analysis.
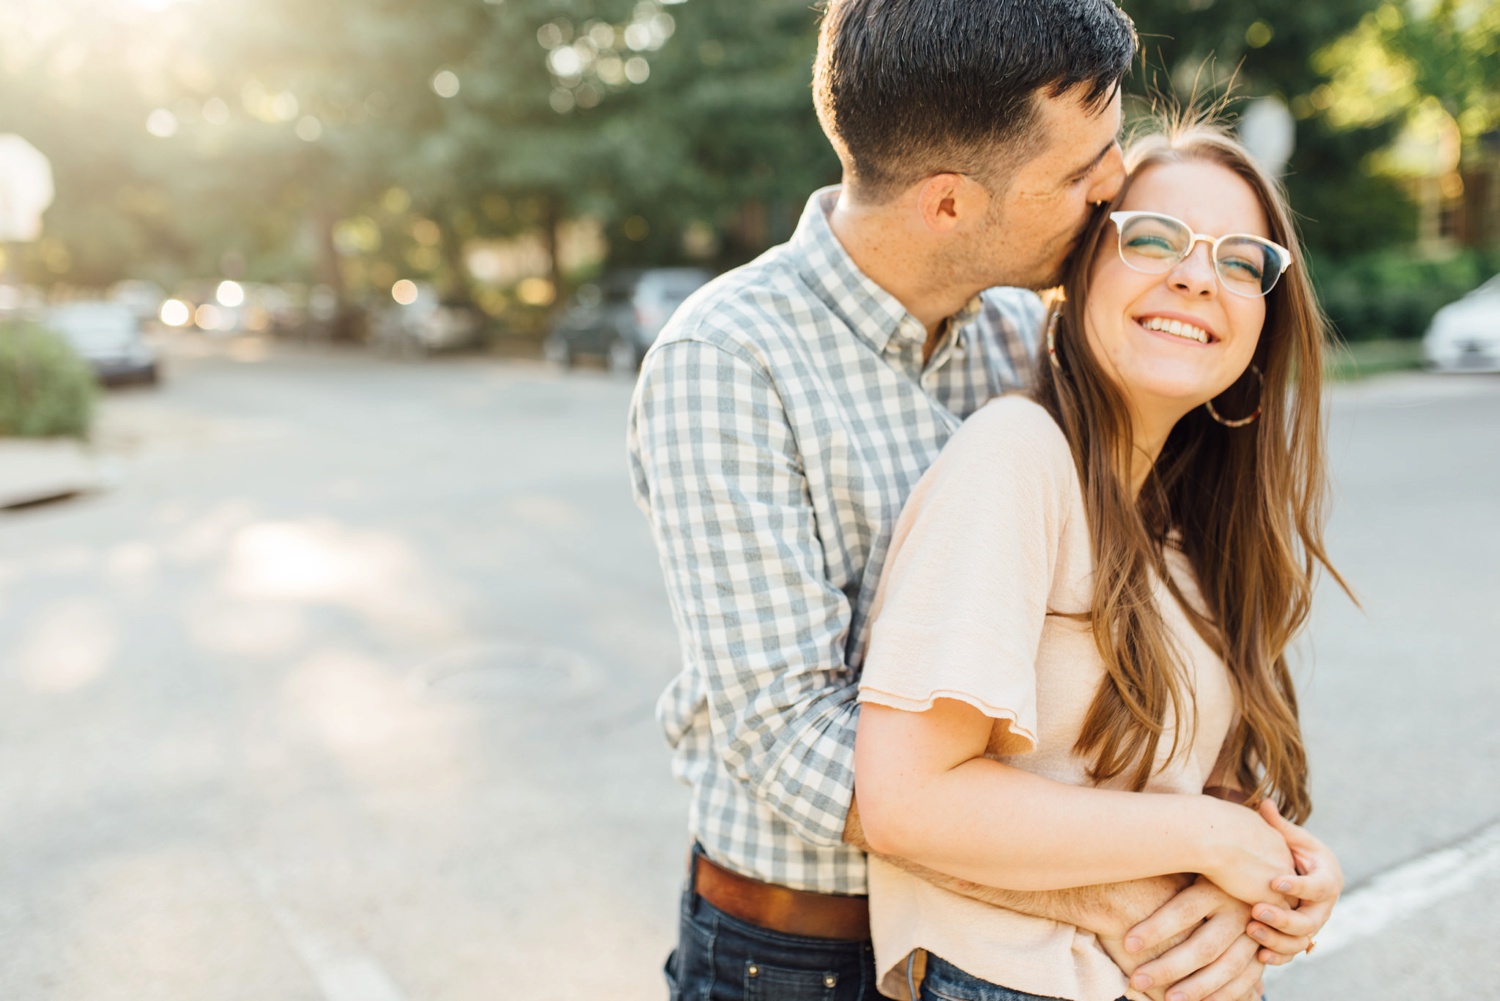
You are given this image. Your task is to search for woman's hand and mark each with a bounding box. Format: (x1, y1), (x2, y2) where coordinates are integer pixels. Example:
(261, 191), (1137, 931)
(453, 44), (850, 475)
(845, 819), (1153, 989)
(1198, 799), (1296, 909)
(1245, 800), (1344, 965)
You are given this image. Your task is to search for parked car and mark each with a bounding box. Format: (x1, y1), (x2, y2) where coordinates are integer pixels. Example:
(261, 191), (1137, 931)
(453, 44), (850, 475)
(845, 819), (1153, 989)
(369, 284), (486, 356)
(45, 302), (160, 385)
(106, 279), (166, 323)
(543, 267), (713, 373)
(1423, 274), (1500, 373)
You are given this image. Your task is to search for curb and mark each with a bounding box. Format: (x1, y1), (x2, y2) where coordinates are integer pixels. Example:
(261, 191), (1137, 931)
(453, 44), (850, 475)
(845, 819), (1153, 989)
(0, 437), (111, 509)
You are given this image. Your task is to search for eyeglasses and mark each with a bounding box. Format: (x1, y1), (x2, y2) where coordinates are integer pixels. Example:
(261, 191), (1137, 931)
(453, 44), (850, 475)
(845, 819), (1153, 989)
(1109, 211), (1292, 298)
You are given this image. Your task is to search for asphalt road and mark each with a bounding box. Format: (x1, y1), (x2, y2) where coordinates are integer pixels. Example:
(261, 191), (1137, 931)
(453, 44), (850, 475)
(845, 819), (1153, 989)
(1, 337), (1495, 1000)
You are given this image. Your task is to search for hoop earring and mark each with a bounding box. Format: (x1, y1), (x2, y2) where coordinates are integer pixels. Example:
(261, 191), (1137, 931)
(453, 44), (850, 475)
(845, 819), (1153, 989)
(1046, 307), (1062, 371)
(1205, 364), (1263, 428)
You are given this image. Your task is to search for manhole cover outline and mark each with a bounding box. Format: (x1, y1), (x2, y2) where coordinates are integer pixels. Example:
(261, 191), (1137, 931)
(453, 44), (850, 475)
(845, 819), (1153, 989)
(412, 642), (601, 701)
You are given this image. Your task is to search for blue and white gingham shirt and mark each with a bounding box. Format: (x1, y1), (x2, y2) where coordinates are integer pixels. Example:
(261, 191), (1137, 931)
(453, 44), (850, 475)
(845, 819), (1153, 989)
(627, 188), (1042, 894)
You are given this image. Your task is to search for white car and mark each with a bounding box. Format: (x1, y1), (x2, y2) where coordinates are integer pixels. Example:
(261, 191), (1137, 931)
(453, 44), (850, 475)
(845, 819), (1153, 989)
(1423, 274), (1500, 372)
(46, 302), (160, 385)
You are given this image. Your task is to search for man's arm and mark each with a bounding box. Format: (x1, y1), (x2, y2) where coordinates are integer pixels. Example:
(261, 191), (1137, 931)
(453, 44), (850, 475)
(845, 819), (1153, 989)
(628, 338), (863, 846)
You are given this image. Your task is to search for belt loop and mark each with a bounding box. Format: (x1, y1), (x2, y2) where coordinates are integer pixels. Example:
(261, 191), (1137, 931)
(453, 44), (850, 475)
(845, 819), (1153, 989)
(687, 843), (702, 894)
(905, 950), (919, 1000)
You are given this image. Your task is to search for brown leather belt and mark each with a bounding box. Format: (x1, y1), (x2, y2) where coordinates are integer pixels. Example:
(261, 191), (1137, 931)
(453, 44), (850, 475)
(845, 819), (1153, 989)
(693, 851), (870, 941)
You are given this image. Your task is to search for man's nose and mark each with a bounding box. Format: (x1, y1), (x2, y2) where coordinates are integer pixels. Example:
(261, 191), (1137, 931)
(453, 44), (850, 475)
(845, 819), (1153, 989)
(1088, 143), (1125, 204)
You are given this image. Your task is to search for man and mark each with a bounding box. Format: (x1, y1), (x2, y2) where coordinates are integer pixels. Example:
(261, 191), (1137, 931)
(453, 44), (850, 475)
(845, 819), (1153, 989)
(628, 2), (1335, 999)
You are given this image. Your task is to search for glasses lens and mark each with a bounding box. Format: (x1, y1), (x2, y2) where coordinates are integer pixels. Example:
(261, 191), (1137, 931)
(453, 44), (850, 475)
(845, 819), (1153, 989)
(1117, 214), (1190, 273)
(1216, 237), (1284, 296)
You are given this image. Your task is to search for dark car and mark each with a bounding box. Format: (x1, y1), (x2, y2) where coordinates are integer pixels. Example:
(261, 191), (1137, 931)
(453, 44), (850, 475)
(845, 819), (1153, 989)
(45, 302), (160, 385)
(543, 268), (712, 373)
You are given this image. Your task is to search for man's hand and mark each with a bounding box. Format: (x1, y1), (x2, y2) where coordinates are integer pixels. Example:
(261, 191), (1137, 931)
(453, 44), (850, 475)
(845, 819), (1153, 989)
(1114, 877), (1264, 1001)
(847, 797), (1190, 929)
(1246, 800), (1343, 965)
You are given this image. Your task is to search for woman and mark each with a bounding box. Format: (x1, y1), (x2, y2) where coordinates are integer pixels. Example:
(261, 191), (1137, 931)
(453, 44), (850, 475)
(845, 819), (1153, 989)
(852, 121), (1347, 1001)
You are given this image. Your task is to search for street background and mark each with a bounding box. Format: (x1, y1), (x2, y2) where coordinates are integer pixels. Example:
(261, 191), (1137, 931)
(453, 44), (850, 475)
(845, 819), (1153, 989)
(2, 0), (1499, 998)
(2, 339), (1497, 1000)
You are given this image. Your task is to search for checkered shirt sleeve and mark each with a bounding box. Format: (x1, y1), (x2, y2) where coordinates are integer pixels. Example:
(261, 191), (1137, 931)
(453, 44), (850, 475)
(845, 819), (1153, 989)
(630, 337), (860, 850)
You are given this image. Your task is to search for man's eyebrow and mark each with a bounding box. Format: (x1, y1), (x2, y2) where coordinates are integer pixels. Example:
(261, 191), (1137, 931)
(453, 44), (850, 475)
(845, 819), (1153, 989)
(1068, 137), (1119, 182)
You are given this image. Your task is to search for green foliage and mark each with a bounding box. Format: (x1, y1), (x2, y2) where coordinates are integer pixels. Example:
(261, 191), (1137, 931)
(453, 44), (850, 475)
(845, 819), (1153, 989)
(0, 321), (96, 438)
(1283, 117), (1417, 257)
(1311, 246), (1500, 341)
(1, 0), (1492, 317)
(1345, 0), (1500, 145)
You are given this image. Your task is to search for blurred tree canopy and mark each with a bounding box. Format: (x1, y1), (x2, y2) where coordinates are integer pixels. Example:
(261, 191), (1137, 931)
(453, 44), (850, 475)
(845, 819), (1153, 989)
(0, 0), (1493, 337)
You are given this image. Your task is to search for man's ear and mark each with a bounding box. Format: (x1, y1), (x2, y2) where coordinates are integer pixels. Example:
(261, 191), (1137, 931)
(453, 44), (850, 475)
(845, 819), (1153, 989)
(915, 173), (984, 234)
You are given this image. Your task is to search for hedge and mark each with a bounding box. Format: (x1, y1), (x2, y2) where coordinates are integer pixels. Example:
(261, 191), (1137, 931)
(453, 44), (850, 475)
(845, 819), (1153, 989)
(0, 320), (96, 438)
(1312, 247), (1500, 343)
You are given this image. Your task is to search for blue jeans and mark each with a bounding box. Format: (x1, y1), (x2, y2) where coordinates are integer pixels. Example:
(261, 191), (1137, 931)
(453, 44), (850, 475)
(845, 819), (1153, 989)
(917, 954), (1124, 1001)
(665, 848), (881, 1001)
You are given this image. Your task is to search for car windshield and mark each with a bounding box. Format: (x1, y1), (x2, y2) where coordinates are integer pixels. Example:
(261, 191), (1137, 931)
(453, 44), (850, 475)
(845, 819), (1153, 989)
(49, 307), (138, 350)
(600, 273), (641, 303)
(639, 271), (710, 305)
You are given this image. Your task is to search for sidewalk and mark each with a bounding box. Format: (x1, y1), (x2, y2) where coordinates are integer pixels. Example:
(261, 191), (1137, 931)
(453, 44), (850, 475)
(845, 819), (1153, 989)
(0, 436), (109, 508)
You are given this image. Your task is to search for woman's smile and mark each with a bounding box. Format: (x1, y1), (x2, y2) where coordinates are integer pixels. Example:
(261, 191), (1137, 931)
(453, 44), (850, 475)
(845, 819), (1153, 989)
(1134, 312), (1217, 344)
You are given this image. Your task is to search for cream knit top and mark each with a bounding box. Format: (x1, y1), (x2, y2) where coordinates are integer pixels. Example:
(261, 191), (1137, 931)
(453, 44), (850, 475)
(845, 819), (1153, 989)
(858, 396), (1235, 1001)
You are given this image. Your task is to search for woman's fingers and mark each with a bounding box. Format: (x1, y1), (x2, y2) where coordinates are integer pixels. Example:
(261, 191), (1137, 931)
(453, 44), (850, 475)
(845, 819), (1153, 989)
(1256, 799), (1344, 906)
(1251, 899), (1329, 939)
(1245, 918), (1308, 956)
(1270, 869), (1336, 901)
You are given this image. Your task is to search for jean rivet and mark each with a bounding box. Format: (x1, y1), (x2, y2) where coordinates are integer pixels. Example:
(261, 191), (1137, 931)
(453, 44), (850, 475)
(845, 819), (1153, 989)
(824, 973), (838, 988)
(747, 965), (759, 978)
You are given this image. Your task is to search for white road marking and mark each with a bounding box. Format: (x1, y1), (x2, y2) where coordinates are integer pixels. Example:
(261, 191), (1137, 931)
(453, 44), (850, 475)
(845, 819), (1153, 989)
(240, 859), (409, 1001)
(1301, 817), (1500, 960)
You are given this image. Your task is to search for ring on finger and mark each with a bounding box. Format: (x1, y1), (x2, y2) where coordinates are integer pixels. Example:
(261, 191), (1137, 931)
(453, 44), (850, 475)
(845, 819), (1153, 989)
(1304, 939), (1317, 955)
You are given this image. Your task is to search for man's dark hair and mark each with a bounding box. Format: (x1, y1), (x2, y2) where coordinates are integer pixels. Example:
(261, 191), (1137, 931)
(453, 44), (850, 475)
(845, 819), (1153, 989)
(812, 0), (1137, 203)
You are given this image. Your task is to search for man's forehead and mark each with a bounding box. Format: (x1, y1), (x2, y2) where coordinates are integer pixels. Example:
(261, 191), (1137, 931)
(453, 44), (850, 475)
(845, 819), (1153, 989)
(1033, 87), (1122, 168)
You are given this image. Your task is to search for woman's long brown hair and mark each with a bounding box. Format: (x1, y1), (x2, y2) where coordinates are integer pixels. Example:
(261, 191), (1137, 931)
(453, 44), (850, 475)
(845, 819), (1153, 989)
(1034, 117), (1349, 823)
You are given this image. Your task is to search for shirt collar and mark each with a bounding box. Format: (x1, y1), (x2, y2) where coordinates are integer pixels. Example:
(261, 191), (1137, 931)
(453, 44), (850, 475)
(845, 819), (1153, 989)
(791, 187), (989, 356)
(790, 187), (929, 355)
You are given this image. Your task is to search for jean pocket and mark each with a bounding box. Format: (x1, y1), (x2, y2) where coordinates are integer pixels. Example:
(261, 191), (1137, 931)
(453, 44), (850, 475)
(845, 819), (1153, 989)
(664, 948), (682, 1001)
(744, 958), (839, 1001)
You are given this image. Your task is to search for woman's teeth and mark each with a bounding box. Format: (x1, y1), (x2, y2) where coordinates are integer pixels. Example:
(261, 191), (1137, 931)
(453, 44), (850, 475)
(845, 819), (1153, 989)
(1140, 316), (1210, 344)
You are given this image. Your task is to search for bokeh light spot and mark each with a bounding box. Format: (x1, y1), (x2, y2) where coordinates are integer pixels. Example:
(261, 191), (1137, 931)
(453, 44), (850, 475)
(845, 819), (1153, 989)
(216, 280), (245, 308)
(548, 47), (583, 78)
(160, 299), (191, 327)
(146, 109), (178, 137)
(271, 92), (299, 122)
(431, 70), (460, 98)
(391, 279), (419, 305)
(195, 303), (227, 330)
(516, 277), (555, 306)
